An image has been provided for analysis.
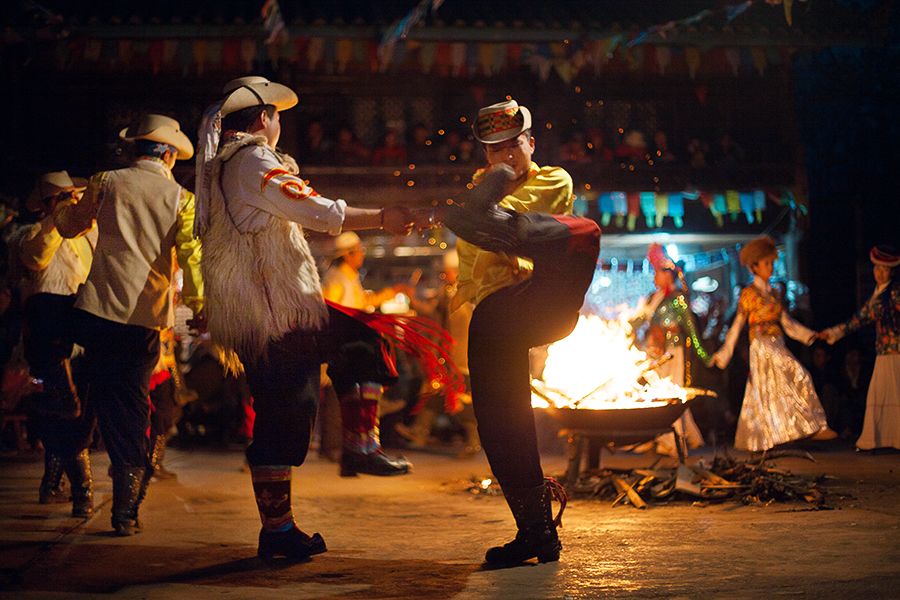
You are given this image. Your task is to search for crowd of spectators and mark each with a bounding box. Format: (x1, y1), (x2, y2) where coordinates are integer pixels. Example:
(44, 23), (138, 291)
(299, 120), (748, 171)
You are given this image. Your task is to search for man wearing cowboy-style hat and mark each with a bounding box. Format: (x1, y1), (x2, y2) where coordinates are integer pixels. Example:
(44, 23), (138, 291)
(195, 75), (414, 560)
(56, 113), (203, 537)
(412, 98), (601, 566)
(11, 171), (98, 518)
(319, 231), (413, 476)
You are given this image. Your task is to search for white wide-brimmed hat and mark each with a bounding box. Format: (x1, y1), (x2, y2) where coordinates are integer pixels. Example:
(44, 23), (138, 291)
(333, 231), (363, 258)
(26, 171), (88, 213)
(473, 99), (532, 144)
(119, 114), (194, 160)
(220, 76), (298, 117)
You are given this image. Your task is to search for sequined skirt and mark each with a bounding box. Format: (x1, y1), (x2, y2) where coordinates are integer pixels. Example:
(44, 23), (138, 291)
(734, 334), (828, 452)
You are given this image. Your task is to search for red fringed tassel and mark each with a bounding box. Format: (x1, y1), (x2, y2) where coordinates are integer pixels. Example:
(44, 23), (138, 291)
(325, 300), (466, 414)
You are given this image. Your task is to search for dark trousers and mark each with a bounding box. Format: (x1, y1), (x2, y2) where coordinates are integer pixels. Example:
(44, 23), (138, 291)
(244, 304), (397, 467)
(24, 293), (95, 456)
(74, 310), (160, 470)
(468, 214), (600, 489)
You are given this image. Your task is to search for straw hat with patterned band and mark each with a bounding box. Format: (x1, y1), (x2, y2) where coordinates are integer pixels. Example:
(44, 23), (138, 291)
(333, 231), (363, 259)
(870, 245), (900, 268)
(739, 235), (778, 267)
(220, 76), (298, 117)
(26, 171), (88, 213)
(119, 114), (194, 160)
(473, 99), (532, 144)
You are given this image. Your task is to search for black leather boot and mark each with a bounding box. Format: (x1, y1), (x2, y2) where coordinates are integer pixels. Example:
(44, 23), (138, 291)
(484, 478), (567, 566)
(340, 449), (411, 477)
(258, 525), (327, 560)
(39, 452), (68, 504)
(64, 449), (94, 518)
(111, 466), (146, 536)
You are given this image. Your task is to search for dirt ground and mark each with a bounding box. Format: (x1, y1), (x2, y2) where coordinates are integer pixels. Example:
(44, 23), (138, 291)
(0, 443), (898, 599)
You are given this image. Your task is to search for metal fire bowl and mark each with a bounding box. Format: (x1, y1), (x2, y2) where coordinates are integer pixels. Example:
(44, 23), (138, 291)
(541, 399), (694, 445)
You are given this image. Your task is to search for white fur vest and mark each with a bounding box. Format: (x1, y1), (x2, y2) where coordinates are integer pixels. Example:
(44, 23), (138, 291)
(202, 134), (327, 371)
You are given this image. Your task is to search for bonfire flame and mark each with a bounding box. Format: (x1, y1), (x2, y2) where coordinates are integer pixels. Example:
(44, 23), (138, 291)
(532, 315), (687, 410)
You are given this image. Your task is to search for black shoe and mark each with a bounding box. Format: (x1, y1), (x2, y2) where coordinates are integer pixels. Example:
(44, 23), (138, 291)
(484, 479), (567, 567)
(484, 529), (562, 566)
(340, 450), (411, 477)
(64, 449), (94, 518)
(258, 525), (327, 560)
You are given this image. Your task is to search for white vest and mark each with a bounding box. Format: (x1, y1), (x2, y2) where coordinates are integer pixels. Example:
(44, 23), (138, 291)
(76, 161), (182, 329)
(201, 135), (327, 371)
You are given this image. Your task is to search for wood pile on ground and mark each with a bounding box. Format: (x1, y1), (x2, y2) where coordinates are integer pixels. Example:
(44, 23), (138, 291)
(566, 450), (834, 509)
(459, 450), (836, 509)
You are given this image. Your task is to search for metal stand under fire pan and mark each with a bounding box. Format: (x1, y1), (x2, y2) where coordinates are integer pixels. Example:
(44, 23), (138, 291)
(543, 400), (693, 489)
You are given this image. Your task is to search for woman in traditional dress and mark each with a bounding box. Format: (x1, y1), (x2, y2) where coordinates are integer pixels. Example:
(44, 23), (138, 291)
(710, 236), (836, 451)
(820, 245), (900, 450)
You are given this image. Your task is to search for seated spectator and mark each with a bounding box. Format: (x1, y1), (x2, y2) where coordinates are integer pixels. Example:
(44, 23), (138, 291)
(303, 120), (333, 164)
(559, 131), (590, 165)
(615, 129), (649, 162)
(333, 125), (371, 166)
(686, 137), (709, 169)
(438, 129), (462, 164)
(715, 133), (746, 169)
(835, 347), (871, 440)
(653, 130), (678, 163)
(586, 129), (613, 163)
(407, 123), (437, 165)
(372, 126), (407, 166)
(455, 137), (477, 165)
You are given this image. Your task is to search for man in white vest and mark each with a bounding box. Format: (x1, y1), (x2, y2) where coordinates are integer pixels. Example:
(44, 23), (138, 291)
(195, 76), (412, 560)
(57, 114), (203, 536)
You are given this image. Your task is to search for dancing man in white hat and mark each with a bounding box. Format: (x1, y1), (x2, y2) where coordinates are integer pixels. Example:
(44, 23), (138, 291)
(12, 171), (97, 518)
(56, 114), (203, 536)
(195, 76), (414, 560)
(320, 231), (412, 476)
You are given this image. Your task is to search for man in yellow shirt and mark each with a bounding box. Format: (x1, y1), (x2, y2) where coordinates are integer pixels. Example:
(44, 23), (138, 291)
(418, 99), (601, 566)
(14, 172), (97, 518)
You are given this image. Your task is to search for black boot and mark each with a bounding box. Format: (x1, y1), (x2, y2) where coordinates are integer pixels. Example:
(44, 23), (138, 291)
(111, 466), (146, 536)
(150, 435), (176, 480)
(64, 449), (94, 518)
(484, 478), (567, 566)
(340, 450), (411, 477)
(258, 525), (327, 560)
(39, 452), (68, 504)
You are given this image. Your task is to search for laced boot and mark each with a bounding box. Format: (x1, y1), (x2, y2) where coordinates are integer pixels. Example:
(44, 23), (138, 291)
(39, 452), (68, 504)
(64, 449), (94, 518)
(484, 478), (567, 566)
(251, 466), (326, 560)
(338, 383), (411, 477)
(111, 465), (146, 536)
(150, 435), (177, 480)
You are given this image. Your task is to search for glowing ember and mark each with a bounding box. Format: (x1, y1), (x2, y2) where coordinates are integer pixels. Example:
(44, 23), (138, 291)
(532, 315), (687, 410)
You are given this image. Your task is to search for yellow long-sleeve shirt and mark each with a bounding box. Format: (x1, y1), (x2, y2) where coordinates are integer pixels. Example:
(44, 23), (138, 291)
(452, 163), (574, 310)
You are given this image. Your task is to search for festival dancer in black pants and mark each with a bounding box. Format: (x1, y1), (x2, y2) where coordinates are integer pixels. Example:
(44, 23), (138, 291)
(417, 99), (601, 565)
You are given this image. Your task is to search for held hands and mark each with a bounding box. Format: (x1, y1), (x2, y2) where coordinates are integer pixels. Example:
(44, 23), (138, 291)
(186, 310), (208, 335)
(381, 206), (415, 235)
